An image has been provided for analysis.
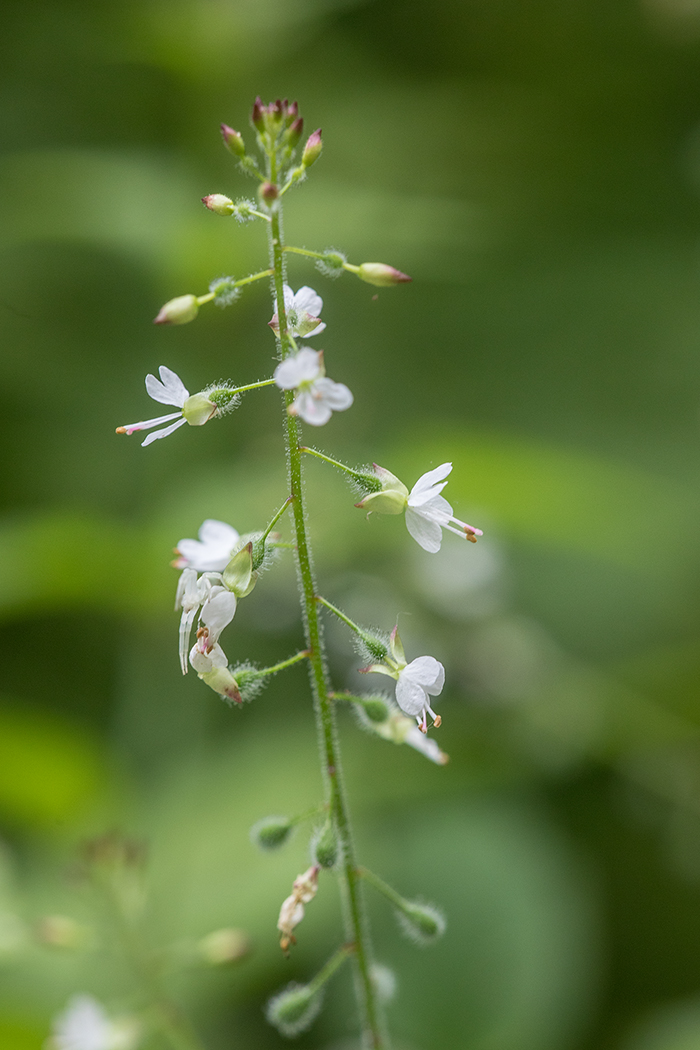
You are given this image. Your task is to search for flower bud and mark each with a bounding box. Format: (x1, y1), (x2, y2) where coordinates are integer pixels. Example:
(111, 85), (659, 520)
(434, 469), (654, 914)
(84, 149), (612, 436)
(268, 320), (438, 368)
(220, 123), (246, 158)
(265, 982), (323, 1038)
(198, 664), (242, 704)
(250, 815), (294, 851)
(357, 629), (389, 664)
(355, 464), (409, 515)
(285, 100), (299, 125)
(201, 193), (235, 216)
(284, 116), (304, 148)
(251, 96), (265, 131)
(357, 263), (412, 287)
(259, 181), (278, 204)
(182, 392), (217, 427)
(153, 294), (199, 325)
(198, 927), (250, 965)
(312, 819), (338, 869)
(396, 900), (446, 945)
(359, 696), (391, 722)
(302, 129), (322, 168)
(223, 542), (256, 598)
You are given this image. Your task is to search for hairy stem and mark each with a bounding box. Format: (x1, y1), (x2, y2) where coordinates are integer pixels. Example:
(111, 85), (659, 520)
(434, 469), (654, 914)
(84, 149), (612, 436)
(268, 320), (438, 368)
(265, 148), (387, 1049)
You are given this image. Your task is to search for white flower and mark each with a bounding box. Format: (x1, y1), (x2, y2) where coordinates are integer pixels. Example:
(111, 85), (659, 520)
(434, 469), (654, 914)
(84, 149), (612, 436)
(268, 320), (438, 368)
(395, 656), (445, 733)
(369, 701), (449, 764)
(405, 462), (483, 554)
(270, 285), (326, 338)
(274, 348), (353, 427)
(116, 366), (217, 447)
(363, 627), (445, 733)
(48, 995), (140, 1050)
(173, 519), (240, 572)
(175, 568), (237, 674)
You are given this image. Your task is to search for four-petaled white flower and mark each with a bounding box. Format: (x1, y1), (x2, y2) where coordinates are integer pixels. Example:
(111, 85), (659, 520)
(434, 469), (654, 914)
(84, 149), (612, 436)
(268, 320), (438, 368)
(48, 995), (140, 1050)
(274, 348), (353, 426)
(173, 519), (240, 572)
(362, 627), (445, 734)
(116, 366), (217, 446)
(270, 285), (326, 338)
(176, 568), (237, 674)
(405, 463), (483, 554)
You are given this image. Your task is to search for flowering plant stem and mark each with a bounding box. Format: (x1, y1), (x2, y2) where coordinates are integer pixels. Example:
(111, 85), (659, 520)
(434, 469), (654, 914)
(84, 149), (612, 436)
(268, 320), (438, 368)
(357, 866), (407, 910)
(266, 151), (387, 1049)
(316, 594), (366, 638)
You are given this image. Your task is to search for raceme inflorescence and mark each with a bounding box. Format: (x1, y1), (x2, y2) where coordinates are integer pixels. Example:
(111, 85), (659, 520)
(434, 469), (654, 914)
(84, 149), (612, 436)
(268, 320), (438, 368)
(106, 97), (483, 1050)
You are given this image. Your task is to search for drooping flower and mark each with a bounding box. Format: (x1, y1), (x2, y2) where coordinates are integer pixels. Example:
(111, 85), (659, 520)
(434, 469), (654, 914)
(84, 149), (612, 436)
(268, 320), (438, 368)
(116, 367), (216, 447)
(277, 866), (320, 951)
(274, 348), (352, 426)
(405, 463), (483, 553)
(269, 285), (326, 338)
(362, 627), (445, 733)
(48, 995), (140, 1050)
(175, 568), (237, 674)
(189, 637), (242, 703)
(173, 519), (240, 572)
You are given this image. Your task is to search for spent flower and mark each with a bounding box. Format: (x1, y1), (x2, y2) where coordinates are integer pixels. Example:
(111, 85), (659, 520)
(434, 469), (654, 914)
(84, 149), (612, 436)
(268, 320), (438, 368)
(277, 865), (320, 951)
(274, 348), (352, 426)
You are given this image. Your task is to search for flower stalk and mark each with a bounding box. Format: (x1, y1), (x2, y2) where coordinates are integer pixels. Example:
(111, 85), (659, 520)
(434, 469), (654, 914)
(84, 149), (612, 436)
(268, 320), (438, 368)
(265, 142), (387, 1050)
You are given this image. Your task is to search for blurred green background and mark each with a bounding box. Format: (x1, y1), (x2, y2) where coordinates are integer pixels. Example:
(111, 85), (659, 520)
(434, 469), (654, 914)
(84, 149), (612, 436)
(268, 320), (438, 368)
(3, 0), (700, 1047)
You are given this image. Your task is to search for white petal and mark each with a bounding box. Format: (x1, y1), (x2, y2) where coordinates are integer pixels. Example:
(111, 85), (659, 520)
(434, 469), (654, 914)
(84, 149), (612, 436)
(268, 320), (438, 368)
(199, 519), (239, 547)
(408, 484), (449, 509)
(201, 589), (237, 638)
(303, 320), (326, 337)
(403, 656), (445, 695)
(141, 417), (188, 446)
(53, 995), (113, 1050)
(294, 390), (332, 426)
(274, 348), (321, 389)
(294, 286), (323, 316)
(405, 726), (448, 764)
(118, 411), (182, 435)
(179, 605), (199, 673)
(395, 672), (428, 717)
(410, 463), (453, 498)
(145, 367), (189, 407)
(314, 377), (353, 410)
(405, 506), (443, 552)
(282, 285), (295, 310)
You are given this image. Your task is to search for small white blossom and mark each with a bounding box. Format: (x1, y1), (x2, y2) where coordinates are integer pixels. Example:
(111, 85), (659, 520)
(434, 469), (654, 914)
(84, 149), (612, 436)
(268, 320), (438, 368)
(363, 627), (445, 734)
(405, 462), (483, 554)
(48, 995), (140, 1050)
(274, 348), (353, 427)
(270, 285), (326, 338)
(116, 366), (217, 446)
(176, 568), (237, 674)
(173, 519), (240, 572)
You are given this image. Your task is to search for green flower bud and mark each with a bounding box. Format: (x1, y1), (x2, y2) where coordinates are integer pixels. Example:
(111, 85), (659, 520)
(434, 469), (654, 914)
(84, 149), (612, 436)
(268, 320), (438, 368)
(223, 542), (256, 598)
(357, 262), (412, 287)
(312, 819), (338, 869)
(359, 696), (390, 722)
(220, 123), (246, 158)
(265, 982), (323, 1038)
(302, 128), (323, 168)
(355, 464), (408, 515)
(201, 193), (235, 215)
(250, 815), (294, 850)
(182, 392), (217, 427)
(396, 900), (446, 945)
(153, 294), (199, 325)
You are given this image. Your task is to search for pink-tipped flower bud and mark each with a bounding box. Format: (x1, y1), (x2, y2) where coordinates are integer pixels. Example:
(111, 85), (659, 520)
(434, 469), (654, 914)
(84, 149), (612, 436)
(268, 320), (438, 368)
(357, 263), (412, 287)
(220, 124), (245, 158)
(301, 129), (322, 168)
(252, 96), (265, 131)
(285, 117), (304, 149)
(285, 100), (299, 125)
(201, 194), (235, 216)
(153, 294), (199, 325)
(259, 181), (279, 204)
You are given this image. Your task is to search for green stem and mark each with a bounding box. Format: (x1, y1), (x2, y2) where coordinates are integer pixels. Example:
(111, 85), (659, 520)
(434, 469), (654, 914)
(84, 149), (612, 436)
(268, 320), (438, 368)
(357, 866), (406, 911)
(250, 650), (310, 678)
(261, 495), (293, 542)
(290, 802), (328, 826)
(235, 267), (274, 286)
(316, 595), (365, 638)
(283, 245), (325, 261)
(231, 377), (277, 395)
(300, 445), (360, 477)
(265, 146), (387, 1050)
(307, 943), (354, 996)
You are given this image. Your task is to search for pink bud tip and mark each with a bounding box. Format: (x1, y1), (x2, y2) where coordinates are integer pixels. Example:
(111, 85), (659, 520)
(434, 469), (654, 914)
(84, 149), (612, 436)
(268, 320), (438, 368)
(220, 123), (245, 157)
